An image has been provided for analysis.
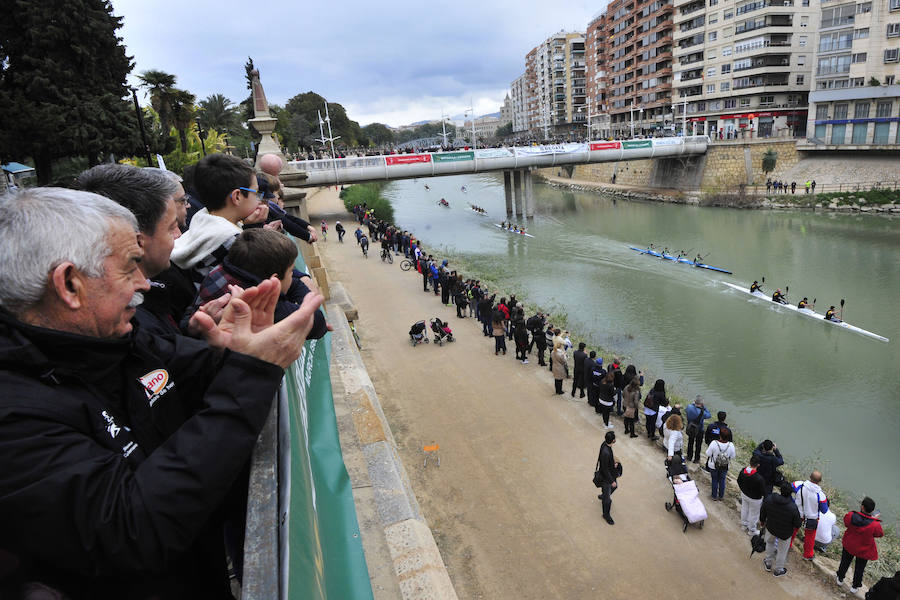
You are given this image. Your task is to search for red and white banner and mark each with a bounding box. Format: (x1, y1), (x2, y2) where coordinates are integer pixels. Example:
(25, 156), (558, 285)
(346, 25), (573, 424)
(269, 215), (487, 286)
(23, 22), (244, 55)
(385, 154), (432, 166)
(589, 142), (621, 150)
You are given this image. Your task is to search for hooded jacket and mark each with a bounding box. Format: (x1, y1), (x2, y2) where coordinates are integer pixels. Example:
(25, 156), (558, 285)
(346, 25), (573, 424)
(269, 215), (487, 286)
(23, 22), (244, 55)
(866, 571), (900, 600)
(759, 492), (802, 539)
(842, 511), (884, 561)
(752, 443), (785, 486)
(737, 466), (766, 500)
(0, 309), (283, 599)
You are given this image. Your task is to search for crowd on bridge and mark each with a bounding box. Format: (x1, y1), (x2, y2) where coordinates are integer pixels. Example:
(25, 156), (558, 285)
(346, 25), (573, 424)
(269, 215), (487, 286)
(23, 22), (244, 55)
(0, 153), (331, 598)
(340, 204), (892, 596)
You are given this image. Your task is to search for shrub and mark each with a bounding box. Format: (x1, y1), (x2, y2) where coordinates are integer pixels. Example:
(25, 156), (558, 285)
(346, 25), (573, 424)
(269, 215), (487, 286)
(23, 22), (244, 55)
(340, 183), (395, 223)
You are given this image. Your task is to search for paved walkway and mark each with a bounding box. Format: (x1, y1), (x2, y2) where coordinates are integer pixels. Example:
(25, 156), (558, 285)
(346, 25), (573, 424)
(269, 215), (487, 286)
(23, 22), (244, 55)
(308, 187), (843, 600)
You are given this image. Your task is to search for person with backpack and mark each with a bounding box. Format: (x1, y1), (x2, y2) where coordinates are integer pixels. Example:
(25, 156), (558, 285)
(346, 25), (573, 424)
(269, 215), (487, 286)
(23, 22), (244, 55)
(705, 427), (736, 501)
(738, 454), (766, 535)
(684, 396), (711, 464)
(837, 497), (884, 594)
(759, 481), (802, 578)
(704, 411), (728, 448)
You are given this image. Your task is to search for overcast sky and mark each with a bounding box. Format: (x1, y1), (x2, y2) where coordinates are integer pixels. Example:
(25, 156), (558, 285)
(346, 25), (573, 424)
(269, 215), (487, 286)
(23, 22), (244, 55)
(111, 0), (603, 127)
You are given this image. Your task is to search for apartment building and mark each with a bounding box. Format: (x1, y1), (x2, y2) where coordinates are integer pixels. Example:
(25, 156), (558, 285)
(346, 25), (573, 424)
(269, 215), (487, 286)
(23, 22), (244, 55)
(605, 0), (675, 137)
(586, 12), (614, 138)
(672, 0), (816, 138)
(510, 74), (529, 133)
(805, 0), (900, 147)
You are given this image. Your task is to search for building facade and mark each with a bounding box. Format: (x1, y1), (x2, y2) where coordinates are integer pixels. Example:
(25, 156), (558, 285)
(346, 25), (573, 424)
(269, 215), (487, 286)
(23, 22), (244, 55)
(672, 0), (816, 138)
(605, 0), (675, 137)
(586, 12), (614, 138)
(500, 94), (513, 126)
(511, 74), (530, 133)
(804, 0), (900, 147)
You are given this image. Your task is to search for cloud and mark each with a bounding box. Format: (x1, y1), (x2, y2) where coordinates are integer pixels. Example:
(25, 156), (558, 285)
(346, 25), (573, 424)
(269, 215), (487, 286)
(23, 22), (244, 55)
(111, 0), (603, 127)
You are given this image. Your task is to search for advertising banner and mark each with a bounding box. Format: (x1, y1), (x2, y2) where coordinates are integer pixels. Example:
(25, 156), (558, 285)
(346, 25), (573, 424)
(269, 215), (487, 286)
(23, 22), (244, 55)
(622, 140), (653, 149)
(589, 142), (621, 150)
(432, 151), (474, 162)
(651, 138), (684, 146)
(514, 143), (589, 156)
(385, 154), (431, 166)
(475, 148), (515, 159)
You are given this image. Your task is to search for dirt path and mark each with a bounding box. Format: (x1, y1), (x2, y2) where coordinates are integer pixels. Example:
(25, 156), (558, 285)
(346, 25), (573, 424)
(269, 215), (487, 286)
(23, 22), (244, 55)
(308, 188), (843, 599)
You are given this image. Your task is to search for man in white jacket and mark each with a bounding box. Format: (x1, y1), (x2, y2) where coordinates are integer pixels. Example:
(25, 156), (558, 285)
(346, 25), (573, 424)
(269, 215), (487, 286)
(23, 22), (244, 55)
(793, 471), (829, 560)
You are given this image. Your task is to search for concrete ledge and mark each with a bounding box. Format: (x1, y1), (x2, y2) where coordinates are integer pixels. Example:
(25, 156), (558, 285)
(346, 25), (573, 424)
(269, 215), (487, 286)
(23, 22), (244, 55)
(328, 300), (458, 600)
(330, 281), (359, 322)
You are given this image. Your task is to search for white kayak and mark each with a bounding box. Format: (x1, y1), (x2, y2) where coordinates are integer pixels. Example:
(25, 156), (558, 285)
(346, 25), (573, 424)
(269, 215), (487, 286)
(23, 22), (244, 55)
(722, 282), (888, 343)
(494, 223), (534, 238)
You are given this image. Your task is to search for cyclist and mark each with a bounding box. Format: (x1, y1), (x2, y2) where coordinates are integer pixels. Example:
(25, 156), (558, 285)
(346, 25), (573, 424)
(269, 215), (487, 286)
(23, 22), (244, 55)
(380, 235), (392, 262)
(359, 233), (369, 258)
(320, 219), (328, 241)
(335, 221), (345, 243)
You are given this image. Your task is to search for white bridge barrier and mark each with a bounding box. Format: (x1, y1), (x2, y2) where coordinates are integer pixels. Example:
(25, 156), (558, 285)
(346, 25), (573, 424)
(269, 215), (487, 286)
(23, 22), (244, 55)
(287, 136), (710, 187)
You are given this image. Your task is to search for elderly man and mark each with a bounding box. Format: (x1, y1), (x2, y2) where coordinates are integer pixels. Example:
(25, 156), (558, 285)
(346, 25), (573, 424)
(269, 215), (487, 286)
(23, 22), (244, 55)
(0, 187), (321, 598)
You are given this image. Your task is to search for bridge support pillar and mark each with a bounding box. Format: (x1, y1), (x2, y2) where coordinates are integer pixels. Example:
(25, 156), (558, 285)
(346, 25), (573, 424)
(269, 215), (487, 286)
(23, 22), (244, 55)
(523, 169), (534, 218)
(512, 170), (523, 217)
(503, 170), (513, 217)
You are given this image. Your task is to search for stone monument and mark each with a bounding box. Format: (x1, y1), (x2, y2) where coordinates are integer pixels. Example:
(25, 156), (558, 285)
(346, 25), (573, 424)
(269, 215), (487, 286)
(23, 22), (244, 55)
(248, 68), (283, 166)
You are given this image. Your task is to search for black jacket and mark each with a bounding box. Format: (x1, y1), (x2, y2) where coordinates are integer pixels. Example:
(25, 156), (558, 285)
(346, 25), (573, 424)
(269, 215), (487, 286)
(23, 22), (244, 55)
(759, 493), (801, 539)
(752, 443), (785, 486)
(0, 309), (284, 599)
(596, 442), (617, 483)
(737, 467), (767, 500)
(704, 420), (729, 445)
(866, 572), (900, 600)
(572, 350), (588, 375)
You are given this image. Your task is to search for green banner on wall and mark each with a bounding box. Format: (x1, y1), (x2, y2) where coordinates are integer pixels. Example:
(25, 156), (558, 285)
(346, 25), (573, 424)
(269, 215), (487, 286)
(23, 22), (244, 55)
(622, 140), (653, 149)
(433, 151), (475, 162)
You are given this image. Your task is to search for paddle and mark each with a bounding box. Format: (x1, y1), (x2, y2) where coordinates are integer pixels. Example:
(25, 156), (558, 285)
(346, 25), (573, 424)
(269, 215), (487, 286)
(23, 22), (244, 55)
(840, 298), (845, 320)
(812, 297), (817, 309)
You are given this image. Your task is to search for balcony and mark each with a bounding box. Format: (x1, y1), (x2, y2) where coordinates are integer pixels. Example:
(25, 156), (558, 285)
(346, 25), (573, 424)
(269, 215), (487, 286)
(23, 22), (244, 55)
(733, 74), (790, 89)
(679, 0), (705, 15)
(572, 78), (586, 86)
(736, 0), (794, 16)
(733, 37), (792, 53)
(733, 55), (790, 70)
(735, 16), (793, 34)
(680, 52), (704, 65)
(555, 93), (567, 100)
(679, 16), (706, 32)
(678, 34), (705, 49)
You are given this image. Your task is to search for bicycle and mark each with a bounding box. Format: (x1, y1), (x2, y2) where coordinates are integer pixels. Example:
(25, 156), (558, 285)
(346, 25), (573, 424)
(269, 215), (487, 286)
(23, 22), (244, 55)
(400, 258), (415, 271)
(381, 247), (393, 263)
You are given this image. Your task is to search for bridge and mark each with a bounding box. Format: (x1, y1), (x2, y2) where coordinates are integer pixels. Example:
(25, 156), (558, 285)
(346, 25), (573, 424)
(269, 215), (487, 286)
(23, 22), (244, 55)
(287, 136), (710, 217)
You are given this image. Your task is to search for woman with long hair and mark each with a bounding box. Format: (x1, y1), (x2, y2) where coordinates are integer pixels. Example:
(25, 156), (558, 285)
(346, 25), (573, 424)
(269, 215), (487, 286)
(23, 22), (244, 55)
(643, 379), (666, 440)
(622, 376), (642, 438)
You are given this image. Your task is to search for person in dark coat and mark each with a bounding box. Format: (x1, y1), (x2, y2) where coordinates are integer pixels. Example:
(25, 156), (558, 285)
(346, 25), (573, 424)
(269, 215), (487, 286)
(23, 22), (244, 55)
(513, 309), (529, 363)
(643, 379), (665, 440)
(478, 293), (495, 337)
(571, 342), (588, 398)
(837, 497), (884, 593)
(737, 454), (767, 535)
(532, 317), (548, 366)
(865, 570), (900, 600)
(759, 481), (802, 577)
(595, 431), (619, 525)
(611, 359), (624, 415)
(753, 439), (785, 496)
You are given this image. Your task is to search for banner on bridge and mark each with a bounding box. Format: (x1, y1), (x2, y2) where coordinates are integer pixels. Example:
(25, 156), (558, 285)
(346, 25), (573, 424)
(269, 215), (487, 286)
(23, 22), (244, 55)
(514, 143), (589, 157)
(432, 151), (474, 162)
(475, 148), (515, 159)
(589, 142), (621, 151)
(622, 140), (653, 149)
(651, 138), (684, 146)
(385, 154), (431, 166)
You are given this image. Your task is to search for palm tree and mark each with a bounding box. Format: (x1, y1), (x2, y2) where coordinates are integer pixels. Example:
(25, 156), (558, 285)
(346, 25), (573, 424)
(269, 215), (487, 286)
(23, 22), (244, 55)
(198, 93), (238, 134)
(170, 89), (196, 153)
(137, 70), (177, 135)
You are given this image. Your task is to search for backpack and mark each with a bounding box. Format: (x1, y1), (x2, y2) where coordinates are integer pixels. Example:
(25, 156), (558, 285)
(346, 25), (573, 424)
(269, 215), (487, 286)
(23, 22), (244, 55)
(714, 443), (731, 470)
(686, 408), (704, 436)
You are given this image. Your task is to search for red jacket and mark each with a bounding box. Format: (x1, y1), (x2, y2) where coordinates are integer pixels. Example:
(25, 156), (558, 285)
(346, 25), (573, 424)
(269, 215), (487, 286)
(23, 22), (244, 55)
(842, 511), (884, 560)
(498, 303), (510, 320)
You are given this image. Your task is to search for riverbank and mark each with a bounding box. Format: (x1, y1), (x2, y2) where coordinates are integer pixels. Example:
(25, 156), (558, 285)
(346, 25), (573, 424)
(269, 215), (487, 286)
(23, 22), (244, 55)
(307, 185), (857, 599)
(541, 174), (900, 213)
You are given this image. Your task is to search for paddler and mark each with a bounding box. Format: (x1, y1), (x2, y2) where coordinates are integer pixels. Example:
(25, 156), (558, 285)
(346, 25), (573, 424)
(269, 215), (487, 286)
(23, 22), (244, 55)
(750, 280), (763, 294)
(694, 254), (703, 264)
(824, 306), (842, 322)
(798, 297), (811, 309)
(772, 289), (788, 304)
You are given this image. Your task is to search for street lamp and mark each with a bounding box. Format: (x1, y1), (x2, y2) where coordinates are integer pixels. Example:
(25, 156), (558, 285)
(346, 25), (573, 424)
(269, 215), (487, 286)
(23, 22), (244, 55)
(464, 101), (477, 150)
(578, 104), (593, 141)
(316, 101), (341, 185)
(129, 87), (153, 167)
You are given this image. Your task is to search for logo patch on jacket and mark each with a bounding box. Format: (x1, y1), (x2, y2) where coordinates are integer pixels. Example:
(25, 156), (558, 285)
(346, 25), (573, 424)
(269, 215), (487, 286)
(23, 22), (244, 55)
(138, 369), (174, 406)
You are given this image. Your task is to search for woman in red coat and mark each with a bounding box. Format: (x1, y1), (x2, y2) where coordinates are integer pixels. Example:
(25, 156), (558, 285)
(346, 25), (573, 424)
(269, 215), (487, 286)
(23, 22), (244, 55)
(836, 497), (884, 593)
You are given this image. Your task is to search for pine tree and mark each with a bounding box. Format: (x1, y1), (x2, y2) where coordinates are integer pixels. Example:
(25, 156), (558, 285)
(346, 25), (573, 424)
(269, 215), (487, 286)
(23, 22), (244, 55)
(0, 0), (140, 183)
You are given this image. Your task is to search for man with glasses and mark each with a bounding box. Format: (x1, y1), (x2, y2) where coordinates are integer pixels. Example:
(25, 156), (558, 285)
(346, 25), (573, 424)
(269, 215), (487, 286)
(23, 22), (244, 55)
(171, 154), (269, 291)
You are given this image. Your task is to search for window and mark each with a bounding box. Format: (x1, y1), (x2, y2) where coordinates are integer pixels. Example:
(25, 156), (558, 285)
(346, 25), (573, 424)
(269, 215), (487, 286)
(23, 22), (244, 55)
(854, 27), (869, 38)
(834, 103), (849, 119)
(852, 52), (867, 62)
(760, 95), (774, 105)
(801, 15), (809, 26)
(798, 55), (806, 65)
(710, 0), (719, 5)
(852, 123), (868, 143)
(873, 121), (890, 143)
(892, 0), (900, 10)
(856, 1), (872, 12)
(721, 82), (731, 90)
(724, 26), (733, 37)
(886, 48), (900, 62)
(876, 101), (893, 117)
(721, 64), (732, 73)
(799, 35), (808, 46)
(886, 75), (896, 84)
(710, 14), (719, 23)
(821, 4), (856, 28)
(797, 74), (805, 85)
(723, 46), (732, 56)
(831, 123), (847, 144)
(709, 31), (718, 41)
(817, 54), (853, 75)
(725, 10), (733, 18)
(725, 98), (737, 108)
(816, 104), (829, 119)
(707, 84), (716, 93)
(708, 51), (717, 59)
(707, 67), (716, 76)
(854, 102), (870, 118)
(820, 30), (854, 52)
(740, 97), (751, 107)
(888, 23), (900, 37)
(851, 77), (866, 86)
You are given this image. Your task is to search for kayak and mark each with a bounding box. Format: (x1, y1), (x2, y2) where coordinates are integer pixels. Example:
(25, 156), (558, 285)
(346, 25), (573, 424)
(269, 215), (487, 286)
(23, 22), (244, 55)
(628, 246), (732, 274)
(495, 223), (534, 238)
(469, 206), (489, 217)
(722, 282), (889, 343)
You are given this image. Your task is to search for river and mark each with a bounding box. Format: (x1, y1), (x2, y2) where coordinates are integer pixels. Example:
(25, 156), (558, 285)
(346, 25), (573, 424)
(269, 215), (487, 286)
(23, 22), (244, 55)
(381, 172), (900, 524)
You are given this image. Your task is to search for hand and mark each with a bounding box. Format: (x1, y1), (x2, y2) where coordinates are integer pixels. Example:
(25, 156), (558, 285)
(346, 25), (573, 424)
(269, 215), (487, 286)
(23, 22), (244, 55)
(611, 481), (617, 488)
(306, 226), (318, 242)
(186, 293), (233, 337)
(191, 279), (280, 350)
(264, 219), (283, 232)
(243, 203), (270, 225)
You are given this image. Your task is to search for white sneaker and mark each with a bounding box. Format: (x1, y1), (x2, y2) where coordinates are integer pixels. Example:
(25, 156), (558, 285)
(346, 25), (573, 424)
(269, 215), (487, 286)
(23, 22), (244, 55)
(605, 424), (615, 429)
(849, 587), (859, 594)
(522, 359), (529, 364)
(835, 574), (843, 587)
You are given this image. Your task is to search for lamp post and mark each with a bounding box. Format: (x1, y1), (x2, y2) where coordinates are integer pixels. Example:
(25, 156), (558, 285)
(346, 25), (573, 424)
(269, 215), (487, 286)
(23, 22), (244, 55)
(464, 101), (477, 150)
(439, 111), (452, 148)
(316, 101), (341, 185)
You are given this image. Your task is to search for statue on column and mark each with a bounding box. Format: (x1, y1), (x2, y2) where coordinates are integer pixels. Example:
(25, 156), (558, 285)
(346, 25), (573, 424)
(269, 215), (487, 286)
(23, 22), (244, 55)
(248, 68), (283, 166)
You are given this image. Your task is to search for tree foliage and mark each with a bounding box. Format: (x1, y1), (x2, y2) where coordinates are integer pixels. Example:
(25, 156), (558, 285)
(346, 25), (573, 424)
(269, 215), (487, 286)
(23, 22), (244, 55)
(284, 91), (365, 150)
(394, 121), (458, 145)
(197, 93), (239, 134)
(138, 70), (195, 154)
(0, 0), (142, 183)
(362, 123), (394, 147)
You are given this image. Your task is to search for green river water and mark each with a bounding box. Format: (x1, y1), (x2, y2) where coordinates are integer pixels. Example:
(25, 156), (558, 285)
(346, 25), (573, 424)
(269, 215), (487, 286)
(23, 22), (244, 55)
(382, 172), (900, 524)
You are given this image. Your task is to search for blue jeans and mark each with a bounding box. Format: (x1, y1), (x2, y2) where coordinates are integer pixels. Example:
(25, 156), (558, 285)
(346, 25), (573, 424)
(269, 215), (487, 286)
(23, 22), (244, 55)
(710, 467), (728, 499)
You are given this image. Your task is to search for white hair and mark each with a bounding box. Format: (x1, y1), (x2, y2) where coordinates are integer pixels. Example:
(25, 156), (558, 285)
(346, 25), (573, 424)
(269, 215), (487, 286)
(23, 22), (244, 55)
(0, 187), (138, 314)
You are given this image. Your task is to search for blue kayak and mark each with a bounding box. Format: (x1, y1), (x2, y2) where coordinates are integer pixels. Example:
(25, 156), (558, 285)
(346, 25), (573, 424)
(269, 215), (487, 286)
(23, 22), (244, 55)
(628, 246), (733, 275)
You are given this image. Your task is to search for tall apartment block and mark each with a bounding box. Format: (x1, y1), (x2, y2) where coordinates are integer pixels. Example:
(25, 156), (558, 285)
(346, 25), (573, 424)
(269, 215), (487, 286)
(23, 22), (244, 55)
(804, 0), (900, 147)
(511, 74), (529, 133)
(605, 0), (675, 137)
(586, 13), (613, 138)
(672, 0), (816, 138)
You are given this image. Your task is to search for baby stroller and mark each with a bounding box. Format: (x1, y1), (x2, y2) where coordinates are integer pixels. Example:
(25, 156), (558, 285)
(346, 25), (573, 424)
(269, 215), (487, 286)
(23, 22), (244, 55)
(430, 317), (455, 346)
(409, 320), (429, 346)
(664, 455), (707, 532)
